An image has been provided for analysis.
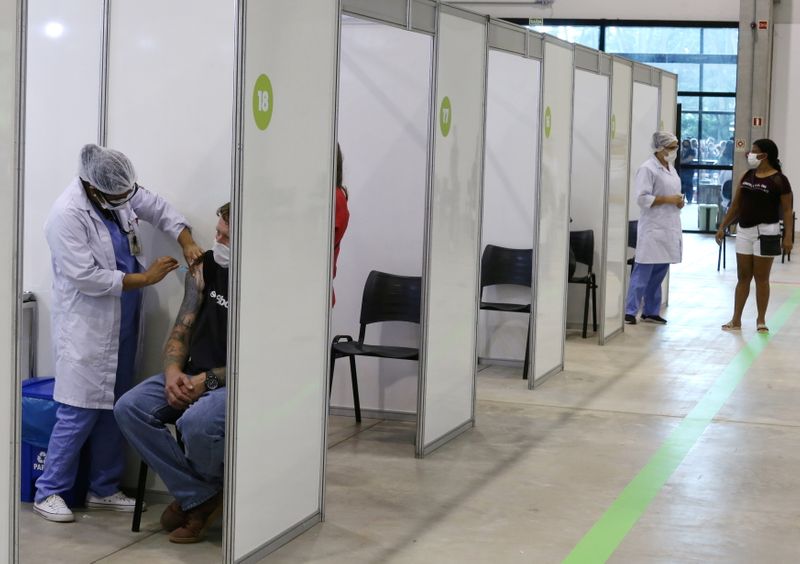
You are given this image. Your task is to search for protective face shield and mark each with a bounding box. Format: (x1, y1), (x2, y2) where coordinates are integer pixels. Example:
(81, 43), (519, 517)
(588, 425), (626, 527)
(93, 183), (139, 210)
(212, 241), (230, 268)
(747, 152), (763, 169)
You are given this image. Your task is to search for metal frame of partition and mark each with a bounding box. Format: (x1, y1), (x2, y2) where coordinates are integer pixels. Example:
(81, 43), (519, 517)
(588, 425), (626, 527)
(415, 1), (489, 458)
(529, 33), (575, 390)
(607, 55), (635, 344)
(572, 45), (613, 345)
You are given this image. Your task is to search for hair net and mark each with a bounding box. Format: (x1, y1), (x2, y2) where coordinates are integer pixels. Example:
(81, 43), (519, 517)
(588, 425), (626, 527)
(650, 131), (678, 151)
(78, 144), (137, 195)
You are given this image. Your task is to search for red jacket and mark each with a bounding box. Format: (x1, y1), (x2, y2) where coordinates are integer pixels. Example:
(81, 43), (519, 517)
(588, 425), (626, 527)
(333, 186), (350, 306)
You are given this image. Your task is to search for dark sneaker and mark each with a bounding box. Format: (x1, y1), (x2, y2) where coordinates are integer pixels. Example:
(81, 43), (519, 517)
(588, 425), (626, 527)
(624, 314), (637, 325)
(161, 499), (187, 532)
(641, 314), (667, 325)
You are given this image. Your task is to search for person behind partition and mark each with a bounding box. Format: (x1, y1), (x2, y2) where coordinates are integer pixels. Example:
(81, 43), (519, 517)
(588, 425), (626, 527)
(624, 131), (684, 325)
(115, 203), (230, 544)
(34, 144), (203, 523)
(679, 139), (697, 204)
(717, 139), (793, 333)
(333, 143), (350, 307)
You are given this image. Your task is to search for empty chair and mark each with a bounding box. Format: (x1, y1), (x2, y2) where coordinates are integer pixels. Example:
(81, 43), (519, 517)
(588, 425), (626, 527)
(330, 271), (421, 423)
(479, 245), (533, 380)
(568, 230), (598, 339)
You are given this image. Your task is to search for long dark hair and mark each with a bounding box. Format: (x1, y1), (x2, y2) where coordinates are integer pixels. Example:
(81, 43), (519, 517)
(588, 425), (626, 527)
(336, 143), (348, 199)
(753, 138), (782, 173)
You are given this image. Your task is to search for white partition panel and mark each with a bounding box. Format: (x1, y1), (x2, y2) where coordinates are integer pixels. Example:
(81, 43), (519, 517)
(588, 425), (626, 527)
(23, 0), (104, 380)
(418, 8), (487, 456)
(2, 0), (21, 558)
(530, 40), (574, 388)
(107, 0), (235, 379)
(629, 83), (659, 221)
(566, 69), (609, 337)
(332, 19), (432, 417)
(603, 60), (633, 343)
(660, 74), (677, 133)
(479, 50), (540, 364)
(226, 1), (338, 561)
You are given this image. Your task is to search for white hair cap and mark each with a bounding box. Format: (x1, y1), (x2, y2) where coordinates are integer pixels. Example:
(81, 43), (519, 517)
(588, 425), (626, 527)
(78, 144), (137, 195)
(651, 131), (679, 151)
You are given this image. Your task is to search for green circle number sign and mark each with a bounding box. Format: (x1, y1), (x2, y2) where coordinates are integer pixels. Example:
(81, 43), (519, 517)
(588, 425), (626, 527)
(544, 106), (553, 139)
(440, 96), (452, 137)
(253, 74), (274, 131)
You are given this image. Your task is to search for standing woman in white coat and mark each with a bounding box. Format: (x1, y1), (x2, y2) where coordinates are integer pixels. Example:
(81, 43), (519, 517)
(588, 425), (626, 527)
(34, 144), (203, 523)
(625, 131), (685, 325)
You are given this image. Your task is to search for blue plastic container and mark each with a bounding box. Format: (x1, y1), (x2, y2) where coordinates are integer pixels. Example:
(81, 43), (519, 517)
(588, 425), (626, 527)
(21, 378), (89, 506)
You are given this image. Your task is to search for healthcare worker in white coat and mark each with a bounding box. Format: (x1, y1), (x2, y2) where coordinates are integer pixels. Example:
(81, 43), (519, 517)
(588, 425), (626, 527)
(625, 131), (684, 325)
(34, 144), (203, 523)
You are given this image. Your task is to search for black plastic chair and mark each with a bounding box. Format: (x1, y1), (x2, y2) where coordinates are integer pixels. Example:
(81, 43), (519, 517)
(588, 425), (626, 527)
(627, 220), (638, 271)
(568, 230), (598, 339)
(330, 271), (421, 423)
(479, 245), (533, 380)
(132, 428), (183, 532)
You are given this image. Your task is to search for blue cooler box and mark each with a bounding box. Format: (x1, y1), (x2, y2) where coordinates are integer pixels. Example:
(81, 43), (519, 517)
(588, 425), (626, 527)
(21, 377), (89, 506)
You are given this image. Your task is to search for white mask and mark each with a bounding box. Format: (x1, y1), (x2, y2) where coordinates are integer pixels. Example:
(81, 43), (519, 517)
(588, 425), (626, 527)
(747, 153), (762, 168)
(664, 149), (678, 164)
(212, 241), (230, 268)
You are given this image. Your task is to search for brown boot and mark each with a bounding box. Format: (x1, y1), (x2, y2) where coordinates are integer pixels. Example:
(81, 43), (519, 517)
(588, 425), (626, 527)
(160, 500), (187, 532)
(168, 493), (223, 544)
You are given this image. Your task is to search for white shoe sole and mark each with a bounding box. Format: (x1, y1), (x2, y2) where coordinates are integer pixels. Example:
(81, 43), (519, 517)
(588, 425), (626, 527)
(33, 505), (75, 523)
(86, 500), (139, 512)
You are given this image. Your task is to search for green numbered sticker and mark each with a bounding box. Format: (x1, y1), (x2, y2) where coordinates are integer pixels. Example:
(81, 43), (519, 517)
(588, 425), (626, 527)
(440, 96), (452, 137)
(253, 74), (274, 131)
(611, 114), (617, 140)
(544, 106), (552, 139)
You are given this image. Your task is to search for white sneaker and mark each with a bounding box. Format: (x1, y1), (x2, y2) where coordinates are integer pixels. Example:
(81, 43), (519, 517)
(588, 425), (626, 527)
(33, 494), (75, 523)
(86, 491), (142, 512)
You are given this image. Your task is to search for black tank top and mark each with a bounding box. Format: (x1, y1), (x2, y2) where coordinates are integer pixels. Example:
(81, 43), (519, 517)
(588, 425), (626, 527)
(184, 250), (229, 375)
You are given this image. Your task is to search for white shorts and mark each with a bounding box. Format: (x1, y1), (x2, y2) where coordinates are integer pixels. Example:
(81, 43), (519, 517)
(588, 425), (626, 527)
(735, 223), (781, 257)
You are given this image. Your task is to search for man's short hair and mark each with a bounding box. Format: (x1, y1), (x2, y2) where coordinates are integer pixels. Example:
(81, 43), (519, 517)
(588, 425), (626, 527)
(217, 202), (230, 224)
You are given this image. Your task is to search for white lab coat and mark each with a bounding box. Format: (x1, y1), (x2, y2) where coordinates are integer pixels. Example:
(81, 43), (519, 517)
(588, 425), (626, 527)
(634, 155), (683, 264)
(45, 177), (189, 409)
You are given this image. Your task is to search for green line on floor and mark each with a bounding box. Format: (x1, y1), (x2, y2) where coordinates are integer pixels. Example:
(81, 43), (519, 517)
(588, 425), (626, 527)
(563, 289), (800, 564)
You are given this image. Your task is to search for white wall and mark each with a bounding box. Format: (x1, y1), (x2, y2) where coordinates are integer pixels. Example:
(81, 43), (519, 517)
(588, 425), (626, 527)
(106, 0), (235, 380)
(1, 0), (20, 557)
(566, 70), (609, 333)
(448, 0), (737, 21)
(332, 20), (432, 416)
(23, 0), (104, 379)
(771, 23), (800, 216)
(479, 50), (540, 362)
(629, 83), (659, 220)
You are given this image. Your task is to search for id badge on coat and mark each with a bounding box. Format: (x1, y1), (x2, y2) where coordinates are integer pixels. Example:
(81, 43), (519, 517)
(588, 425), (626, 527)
(127, 231), (142, 256)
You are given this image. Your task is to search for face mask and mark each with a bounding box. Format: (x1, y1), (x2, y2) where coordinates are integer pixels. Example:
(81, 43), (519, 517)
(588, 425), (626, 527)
(747, 153), (762, 168)
(94, 184), (138, 210)
(212, 241), (230, 268)
(664, 149), (678, 164)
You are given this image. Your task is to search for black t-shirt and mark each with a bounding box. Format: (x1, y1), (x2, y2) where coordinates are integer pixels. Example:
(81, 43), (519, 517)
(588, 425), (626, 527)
(737, 170), (792, 228)
(184, 251), (229, 375)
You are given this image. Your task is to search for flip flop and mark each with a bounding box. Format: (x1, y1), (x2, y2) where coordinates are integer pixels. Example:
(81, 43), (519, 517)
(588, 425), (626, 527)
(721, 322), (741, 331)
(757, 324), (769, 334)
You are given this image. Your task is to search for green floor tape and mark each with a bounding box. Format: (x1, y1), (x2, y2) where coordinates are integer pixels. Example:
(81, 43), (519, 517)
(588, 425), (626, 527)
(563, 289), (800, 564)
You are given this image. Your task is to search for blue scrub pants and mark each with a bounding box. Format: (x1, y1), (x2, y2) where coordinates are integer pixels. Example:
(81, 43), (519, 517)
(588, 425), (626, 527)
(114, 374), (226, 511)
(626, 262), (670, 317)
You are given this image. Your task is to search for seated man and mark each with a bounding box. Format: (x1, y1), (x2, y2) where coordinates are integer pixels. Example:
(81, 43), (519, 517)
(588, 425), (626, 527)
(115, 202), (230, 544)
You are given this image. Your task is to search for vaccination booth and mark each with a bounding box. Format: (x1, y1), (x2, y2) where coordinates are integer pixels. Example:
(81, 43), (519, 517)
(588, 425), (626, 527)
(477, 21), (541, 379)
(5, 0), (679, 560)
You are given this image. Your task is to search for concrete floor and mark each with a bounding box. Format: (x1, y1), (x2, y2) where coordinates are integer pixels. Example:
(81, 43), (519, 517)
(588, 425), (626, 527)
(18, 234), (800, 563)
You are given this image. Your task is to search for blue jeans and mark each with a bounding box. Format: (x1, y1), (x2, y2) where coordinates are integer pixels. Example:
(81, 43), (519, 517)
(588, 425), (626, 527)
(114, 374), (226, 511)
(626, 262), (670, 317)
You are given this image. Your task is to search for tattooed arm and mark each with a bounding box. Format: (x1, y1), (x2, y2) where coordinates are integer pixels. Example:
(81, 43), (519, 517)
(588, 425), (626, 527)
(163, 269), (205, 410)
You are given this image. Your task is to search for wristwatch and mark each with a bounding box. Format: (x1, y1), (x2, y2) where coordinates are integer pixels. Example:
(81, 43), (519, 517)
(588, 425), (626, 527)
(205, 368), (220, 390)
